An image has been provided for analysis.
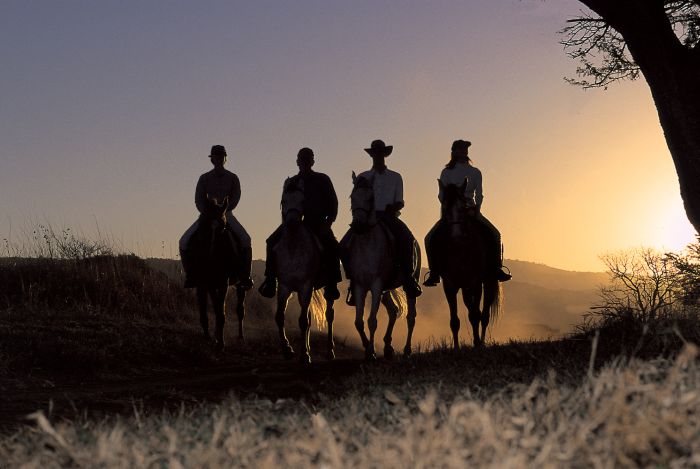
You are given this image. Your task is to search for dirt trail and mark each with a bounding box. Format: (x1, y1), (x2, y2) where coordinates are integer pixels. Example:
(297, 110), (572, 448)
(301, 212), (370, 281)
(0, 356), (365, 431)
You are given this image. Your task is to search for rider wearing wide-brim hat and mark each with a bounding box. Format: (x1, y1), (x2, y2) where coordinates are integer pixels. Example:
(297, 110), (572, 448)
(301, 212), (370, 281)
(342, 139), (423, 303)
(423, 139), (511, 286)
(179, 144), (254, 289)
(258, 147), (342, 300)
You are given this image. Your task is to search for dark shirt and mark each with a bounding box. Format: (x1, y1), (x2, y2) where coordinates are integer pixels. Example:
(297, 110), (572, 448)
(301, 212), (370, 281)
(287, 170), (338, 225)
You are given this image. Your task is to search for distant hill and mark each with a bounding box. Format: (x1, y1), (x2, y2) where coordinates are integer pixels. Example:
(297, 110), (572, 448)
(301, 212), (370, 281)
(147, 258), (609, 345)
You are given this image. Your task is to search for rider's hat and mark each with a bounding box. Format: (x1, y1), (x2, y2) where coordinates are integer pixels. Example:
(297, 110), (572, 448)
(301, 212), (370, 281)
(451, 140), (471, 153)
(210, 145), (227, 157)
(364, 139), (393, 157)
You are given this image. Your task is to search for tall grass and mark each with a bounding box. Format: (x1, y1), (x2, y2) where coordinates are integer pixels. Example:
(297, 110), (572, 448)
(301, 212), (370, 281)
(1, 344), (698, 467)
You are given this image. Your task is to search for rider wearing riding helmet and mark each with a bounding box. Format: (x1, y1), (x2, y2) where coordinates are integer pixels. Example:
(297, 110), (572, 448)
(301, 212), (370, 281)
(423, 139), (511, 286)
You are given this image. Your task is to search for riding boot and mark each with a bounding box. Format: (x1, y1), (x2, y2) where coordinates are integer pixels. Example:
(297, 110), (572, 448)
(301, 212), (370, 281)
(345, 281), (355, 307)
(235, 246), (254, 290)
(495, 244), (512, 282)
(423, 220), (442, 287)
(258, 241), (278, 298)
(180, 249), (197, 288)
(403, 271), (423, 298)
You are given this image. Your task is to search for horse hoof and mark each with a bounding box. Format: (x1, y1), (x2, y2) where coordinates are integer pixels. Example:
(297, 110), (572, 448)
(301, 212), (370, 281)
(326, 350), (335, 360)
(384, 346), (395, 360)
(214, 341), (225, 352)
(403, 346), (412, 357)
(299, 353), (311, 365)
(365, 351), (377, 362)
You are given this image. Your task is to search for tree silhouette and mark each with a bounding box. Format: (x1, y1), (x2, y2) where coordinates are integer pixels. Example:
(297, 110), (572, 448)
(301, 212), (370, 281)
(561, 1), (700, 234)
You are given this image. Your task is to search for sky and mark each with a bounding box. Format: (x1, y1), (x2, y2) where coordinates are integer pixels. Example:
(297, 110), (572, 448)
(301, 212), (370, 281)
(0, 0), (696, 272)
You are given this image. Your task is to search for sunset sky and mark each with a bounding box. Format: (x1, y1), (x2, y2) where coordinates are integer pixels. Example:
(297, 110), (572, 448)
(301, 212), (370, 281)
(1, 0), (696, 272)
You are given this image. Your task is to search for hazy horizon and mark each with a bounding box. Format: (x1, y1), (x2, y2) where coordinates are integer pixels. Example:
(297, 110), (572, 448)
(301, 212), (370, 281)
(1, 1), (696, 271)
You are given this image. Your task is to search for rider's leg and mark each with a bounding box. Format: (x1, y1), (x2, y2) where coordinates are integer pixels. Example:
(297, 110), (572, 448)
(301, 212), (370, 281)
(339, 231), (356, 306)
(316, 224), (341, 301)
(423, 220), (443, 286)
(258, 225), (283, 297)
(380, 213), (422, 297)
(179, 220), (199, 288)
(227, 214), (254, 289)
(477, 214), (511, 282)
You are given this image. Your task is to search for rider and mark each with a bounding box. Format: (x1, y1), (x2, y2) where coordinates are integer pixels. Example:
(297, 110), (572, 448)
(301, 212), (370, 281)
(423, 139), (512, 286)
(258, 147), (342, 301)
(345, 139), (423, 304)
(179, 144), (254, 290)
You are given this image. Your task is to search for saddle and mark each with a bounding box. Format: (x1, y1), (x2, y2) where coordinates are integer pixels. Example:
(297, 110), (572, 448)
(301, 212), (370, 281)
(343, 219), (403, 290)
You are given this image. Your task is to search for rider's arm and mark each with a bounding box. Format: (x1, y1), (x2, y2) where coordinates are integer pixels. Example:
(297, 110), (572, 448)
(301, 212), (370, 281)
(195, 175), (207, 214)
(326, 175), (338, 223)
(474, 168), (484, 208)
(388, 173), (405, 213)
(228, 174), (241, 212)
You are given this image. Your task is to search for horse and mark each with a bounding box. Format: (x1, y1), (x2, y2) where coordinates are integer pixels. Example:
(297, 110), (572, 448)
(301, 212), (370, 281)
(272, 179), (335, 364)
(438, 180), (501, 349)
(188, 196), (247, 351)
(342, 172), (418, 360)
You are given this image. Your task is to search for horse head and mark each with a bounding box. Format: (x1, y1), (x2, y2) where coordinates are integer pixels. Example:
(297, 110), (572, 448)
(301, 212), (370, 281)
(281, 178), (305, 225)
(441, 181), (472, 235)
(350, 172), (376, 233)
(201, 195), (229, 231)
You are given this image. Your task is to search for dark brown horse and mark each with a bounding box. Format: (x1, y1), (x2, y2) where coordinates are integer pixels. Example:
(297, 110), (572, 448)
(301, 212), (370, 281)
(189, 196), (247, 351)
(273, 180), (334, 364)
(439, 181), (501, 349)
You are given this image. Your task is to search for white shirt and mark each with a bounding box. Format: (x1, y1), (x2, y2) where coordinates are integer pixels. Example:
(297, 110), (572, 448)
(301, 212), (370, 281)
(358, 167), (404, 212)
(439, 161), (483, 208)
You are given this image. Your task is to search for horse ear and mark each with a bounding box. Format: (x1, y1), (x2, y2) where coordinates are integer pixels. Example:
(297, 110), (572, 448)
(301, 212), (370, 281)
(460, 176), (469, 192)
(352, 171), (357, 184)
(222, 195), (229, 207)
(437, 179), (444, 190)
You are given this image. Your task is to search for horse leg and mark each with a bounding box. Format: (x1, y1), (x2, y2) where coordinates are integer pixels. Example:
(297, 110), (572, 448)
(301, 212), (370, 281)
(404, 296), (417, 357)
(443, 283), (460, 351)
(275, 288), (294, 359)
(197, 287), (211, 340)
(381, 292), (398, 360)
(325, 298), (336, 360)
(365, 286), (382, 361)
(213, 286), (228, 352)
(463, 288), (482, 349)
(235, 286), (246, 342)
(353, 287), (370, 354)
(297, 287), (313, 365)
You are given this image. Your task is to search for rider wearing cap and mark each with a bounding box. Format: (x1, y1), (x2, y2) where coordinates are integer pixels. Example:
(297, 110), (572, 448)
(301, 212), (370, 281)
(345, 139), (423, 303)
(258, 147), (342, 300)
(179, 144), (254, 289)
(423, 139), (511, 286)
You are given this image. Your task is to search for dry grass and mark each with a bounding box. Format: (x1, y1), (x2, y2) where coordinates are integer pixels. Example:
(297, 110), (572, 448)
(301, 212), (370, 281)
(1, 345), (698, 468)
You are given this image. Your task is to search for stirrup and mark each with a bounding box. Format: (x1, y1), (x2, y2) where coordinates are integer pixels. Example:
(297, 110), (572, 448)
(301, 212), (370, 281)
(497, 266), (512, 282)
(422, 270), (440, 287)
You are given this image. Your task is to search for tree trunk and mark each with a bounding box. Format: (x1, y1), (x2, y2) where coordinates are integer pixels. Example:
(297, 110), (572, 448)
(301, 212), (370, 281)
(579, 0), (700, 234)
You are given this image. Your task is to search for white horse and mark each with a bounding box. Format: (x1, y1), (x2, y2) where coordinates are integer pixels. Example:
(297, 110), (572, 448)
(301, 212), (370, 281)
(272, 179), (335, 364)
(341, 173), (418, 360)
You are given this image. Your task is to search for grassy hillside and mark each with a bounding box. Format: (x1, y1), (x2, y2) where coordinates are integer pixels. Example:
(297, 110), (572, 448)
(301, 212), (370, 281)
(1, 253), (699, 466)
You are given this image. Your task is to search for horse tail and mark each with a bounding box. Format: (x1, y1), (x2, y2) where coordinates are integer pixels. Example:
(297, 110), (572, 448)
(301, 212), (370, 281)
(309, 288), (328, 330)
(380, 289), (407, 319)
(488, 281), (503, 326)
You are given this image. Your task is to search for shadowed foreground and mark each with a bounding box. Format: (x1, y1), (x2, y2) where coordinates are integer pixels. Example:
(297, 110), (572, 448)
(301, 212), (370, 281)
(2, 254), (700, 466)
